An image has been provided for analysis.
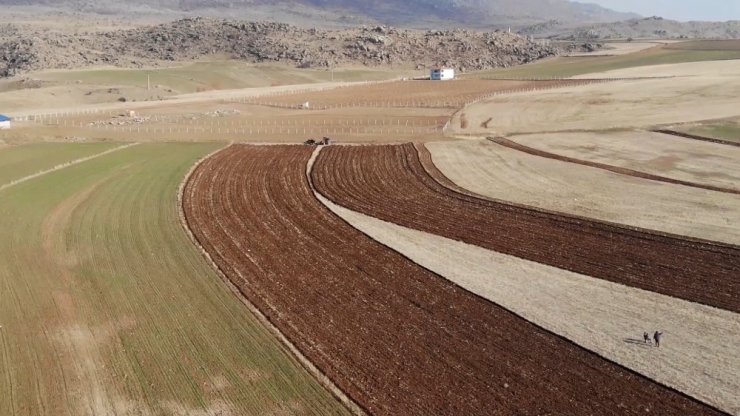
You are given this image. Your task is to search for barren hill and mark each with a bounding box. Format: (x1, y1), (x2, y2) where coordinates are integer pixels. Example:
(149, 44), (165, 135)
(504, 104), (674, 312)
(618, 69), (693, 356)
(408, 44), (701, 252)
(0, 18), (560, 77)
(521, 16), (740, 40)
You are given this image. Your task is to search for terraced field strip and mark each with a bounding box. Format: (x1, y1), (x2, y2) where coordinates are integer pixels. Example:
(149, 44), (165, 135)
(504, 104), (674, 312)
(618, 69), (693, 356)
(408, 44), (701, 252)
(183, 144), (722, 416)
(510, 131), (740, 191)
(316, 191), (740, 414)
(0, 143), (346, 416)
(312, 144), (740, 313)
(489, 137), (740, 194)
(653, 129), (740, 147)
(424, 139), (740, 245)
(0, 142), (121, 187)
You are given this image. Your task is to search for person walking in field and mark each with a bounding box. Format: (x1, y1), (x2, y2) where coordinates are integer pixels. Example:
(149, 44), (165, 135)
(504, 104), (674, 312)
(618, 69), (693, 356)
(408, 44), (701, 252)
(653, 331), (663, 347)
(643, 332), (651, 344)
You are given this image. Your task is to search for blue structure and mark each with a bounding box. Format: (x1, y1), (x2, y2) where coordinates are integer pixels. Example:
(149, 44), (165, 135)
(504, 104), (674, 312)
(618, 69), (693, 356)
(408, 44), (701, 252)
(0, 114), (11, 129)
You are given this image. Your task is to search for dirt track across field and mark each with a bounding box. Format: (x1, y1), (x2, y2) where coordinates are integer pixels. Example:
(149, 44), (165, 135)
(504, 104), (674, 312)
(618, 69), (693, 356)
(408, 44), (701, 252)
(182, 145), (722, 416)
(312, 144), (740, 313)
(489, 137), (740, 195)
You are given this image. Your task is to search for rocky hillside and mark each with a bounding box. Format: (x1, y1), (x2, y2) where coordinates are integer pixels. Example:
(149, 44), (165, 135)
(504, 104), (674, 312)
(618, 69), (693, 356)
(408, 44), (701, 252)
(0, 18), (560, 77)
(521, 17), (740, 40)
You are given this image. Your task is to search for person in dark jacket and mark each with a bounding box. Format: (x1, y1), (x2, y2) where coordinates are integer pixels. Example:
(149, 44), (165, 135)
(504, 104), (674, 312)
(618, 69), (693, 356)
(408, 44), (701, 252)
(643, 332), (651, 344)
(653, 331), (663, 347)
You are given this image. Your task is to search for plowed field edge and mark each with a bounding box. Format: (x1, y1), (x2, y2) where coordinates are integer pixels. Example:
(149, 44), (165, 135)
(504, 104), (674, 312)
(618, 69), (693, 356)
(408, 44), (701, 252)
(178, 144), (365, 416)
(415, 142), (740, 250)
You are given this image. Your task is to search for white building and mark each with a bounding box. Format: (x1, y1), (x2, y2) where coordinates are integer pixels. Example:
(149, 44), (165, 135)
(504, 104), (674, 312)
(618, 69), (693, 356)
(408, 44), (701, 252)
(0, 115), (10, 130)
(431, 68), (455, 81)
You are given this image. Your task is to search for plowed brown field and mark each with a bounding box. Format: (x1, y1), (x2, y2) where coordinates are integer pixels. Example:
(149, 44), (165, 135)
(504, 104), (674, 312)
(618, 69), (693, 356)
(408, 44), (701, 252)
(183, 144), (722, 415)
(312, 144), (740, 313)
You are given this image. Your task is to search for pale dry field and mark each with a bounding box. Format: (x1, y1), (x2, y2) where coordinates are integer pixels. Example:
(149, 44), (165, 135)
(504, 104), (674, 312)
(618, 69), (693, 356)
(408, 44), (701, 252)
(451, 60), (740, 135)
(512, 131), (740, 190)
(314, 191), (740, 415)
(2, 81), (352, 118)
(427, 139), (740, 245)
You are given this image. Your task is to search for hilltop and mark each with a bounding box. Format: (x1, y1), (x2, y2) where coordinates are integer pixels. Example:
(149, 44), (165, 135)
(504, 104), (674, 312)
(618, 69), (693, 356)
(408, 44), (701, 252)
(0, 18), (561, 77)
(521, 17), (740, 40)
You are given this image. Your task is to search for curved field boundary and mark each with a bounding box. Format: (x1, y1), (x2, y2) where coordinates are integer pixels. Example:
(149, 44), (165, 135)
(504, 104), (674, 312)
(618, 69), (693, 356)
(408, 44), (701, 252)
(177, 143), (363, 416)
(315, 190), (740, 414)
(488, 137), (740, 195)
(652, 129), (740, 148)
(312, 144), (740, 313)
(0, 143), (139, 193)
(182, 144), (723, 416)
(414, 140), (740, 249)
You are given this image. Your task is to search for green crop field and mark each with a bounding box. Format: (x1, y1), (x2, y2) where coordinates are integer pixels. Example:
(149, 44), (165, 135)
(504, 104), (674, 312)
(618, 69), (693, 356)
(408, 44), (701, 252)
(681, 119), (740, 144)
(0, 143), (347, 415)
(0, 142), (119, 186)
(665, 40), (740, 51)
(37, 62), (416, 94)
(467, 44), (740, 79)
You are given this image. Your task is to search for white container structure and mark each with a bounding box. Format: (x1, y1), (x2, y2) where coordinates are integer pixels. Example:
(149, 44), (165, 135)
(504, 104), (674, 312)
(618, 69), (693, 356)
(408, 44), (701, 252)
(431, 68), (455, 81)
(0, 115), (10, 130)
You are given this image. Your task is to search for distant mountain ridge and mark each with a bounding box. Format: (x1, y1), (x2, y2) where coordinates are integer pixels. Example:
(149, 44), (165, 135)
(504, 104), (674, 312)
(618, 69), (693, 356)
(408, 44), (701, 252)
(0, 0), (639, 27)
(520, 16), (740, 39)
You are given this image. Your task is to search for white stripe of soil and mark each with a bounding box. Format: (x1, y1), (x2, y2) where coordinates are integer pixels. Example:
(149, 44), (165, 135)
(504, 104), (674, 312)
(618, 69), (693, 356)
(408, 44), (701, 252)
(314, 190), (740, 415)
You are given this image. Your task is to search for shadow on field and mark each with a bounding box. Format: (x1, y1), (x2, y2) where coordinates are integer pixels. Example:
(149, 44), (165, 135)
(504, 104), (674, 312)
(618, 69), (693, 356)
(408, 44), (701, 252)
(623, 338), (653, 347)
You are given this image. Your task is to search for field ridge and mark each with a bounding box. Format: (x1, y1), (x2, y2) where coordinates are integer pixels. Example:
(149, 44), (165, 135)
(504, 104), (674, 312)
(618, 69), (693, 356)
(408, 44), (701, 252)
(312, 144), (740, 312)
(488, 136), (740, 195)
(0, 143), (139, 193)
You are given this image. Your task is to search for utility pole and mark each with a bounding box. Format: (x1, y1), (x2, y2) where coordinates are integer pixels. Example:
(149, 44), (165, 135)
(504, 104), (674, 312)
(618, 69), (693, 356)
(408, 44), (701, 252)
(147, 74), (151, 91)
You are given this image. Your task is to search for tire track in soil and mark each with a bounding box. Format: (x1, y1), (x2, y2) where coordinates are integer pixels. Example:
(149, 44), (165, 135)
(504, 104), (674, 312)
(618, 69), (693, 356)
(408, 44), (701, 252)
(488, 137), (740, 195)
(183, 144), (724, 416)
(311, 143), (740, 314)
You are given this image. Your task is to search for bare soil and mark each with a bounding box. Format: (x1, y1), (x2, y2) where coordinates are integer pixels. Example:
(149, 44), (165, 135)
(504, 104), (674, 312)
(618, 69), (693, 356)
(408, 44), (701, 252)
(312, 143), (740, 313)
(317, 193), (740, 414)
(182, 144), (723, 415)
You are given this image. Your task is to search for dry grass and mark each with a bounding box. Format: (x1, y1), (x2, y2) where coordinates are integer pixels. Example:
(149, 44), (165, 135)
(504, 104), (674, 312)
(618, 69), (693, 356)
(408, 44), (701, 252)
(512, 131), (740, 190)
(427, 139), (740, 245)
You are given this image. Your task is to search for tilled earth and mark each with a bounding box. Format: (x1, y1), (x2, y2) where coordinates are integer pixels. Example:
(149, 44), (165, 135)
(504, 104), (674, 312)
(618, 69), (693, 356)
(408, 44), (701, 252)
(183, 144), (723, 415)
(312, 143), (740, 313)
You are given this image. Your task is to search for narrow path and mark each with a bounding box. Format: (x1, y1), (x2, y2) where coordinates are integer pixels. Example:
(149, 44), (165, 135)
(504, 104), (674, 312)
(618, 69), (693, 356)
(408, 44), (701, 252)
(489, 137), (740, 195)
(0, 143), (139, 193)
